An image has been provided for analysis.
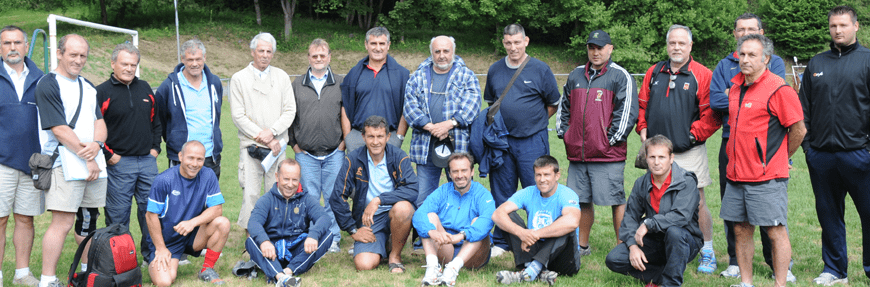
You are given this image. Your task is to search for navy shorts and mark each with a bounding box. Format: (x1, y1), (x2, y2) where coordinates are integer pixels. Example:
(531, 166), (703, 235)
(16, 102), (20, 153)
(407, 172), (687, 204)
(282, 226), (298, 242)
(145, 227), (201, 263)
(353, 212), (392, 258)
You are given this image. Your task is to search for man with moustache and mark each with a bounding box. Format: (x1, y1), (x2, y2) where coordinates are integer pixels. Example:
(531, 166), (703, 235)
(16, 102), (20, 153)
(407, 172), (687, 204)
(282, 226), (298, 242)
(721, 34), (805, 287)
(95, 42), (162, 262)
(230, 32), (296, 232)
(0, 25), (45, 286)
(637, 24), (720, 274)
(414, 153), (493, 286)
(709, 13), (794, 281)
(289, 38), (345, 253)
(404, 35), (481, 204)
(484, 24), (561, 257)
(341, 27), (410, 152)
(799, 5), (870, 285)
(34, 34), (107, 287)
(155, 39), (224, 178)
(559, 29), (638, 254)
(605, 135), (703, 287)
(245, 159), (334, 287)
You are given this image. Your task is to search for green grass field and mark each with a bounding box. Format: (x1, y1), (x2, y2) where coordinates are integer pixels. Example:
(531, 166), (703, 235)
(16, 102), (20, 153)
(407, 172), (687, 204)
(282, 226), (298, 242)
(2, 6), (870, 287)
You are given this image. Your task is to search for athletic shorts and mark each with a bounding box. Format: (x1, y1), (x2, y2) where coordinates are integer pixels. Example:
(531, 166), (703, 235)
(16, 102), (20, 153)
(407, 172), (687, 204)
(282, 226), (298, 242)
(0, 164), (45, 217)
(720, 179), (788, 227)
(566, 161), (626, 206)
(145, 227), (201, 263)
(353, 212), (392, 258)
(673, 144), (712, 188)
(74, 207), (100, 237)
(46, 167), (106, 212)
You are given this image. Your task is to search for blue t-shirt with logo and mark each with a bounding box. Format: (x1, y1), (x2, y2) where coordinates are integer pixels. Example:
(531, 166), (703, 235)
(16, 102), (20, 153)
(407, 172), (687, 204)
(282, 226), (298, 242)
(507, 184), (580, 230)
(147, 165), (224, 244)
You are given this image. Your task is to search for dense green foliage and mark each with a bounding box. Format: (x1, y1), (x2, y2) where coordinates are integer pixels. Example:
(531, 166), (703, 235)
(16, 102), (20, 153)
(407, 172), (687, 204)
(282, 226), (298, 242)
(758, 0), (836, 60)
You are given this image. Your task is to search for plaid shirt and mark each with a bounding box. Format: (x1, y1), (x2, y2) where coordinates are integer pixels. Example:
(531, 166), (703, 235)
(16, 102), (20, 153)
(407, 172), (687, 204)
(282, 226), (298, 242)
(403, 55), (481, 165)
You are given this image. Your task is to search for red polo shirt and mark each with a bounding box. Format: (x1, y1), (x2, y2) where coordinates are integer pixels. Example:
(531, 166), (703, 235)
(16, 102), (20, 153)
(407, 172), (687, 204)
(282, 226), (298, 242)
(650, 172), (672, 214)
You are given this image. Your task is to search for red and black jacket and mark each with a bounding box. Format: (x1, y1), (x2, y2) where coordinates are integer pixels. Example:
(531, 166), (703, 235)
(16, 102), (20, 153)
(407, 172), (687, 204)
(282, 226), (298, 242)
(637, 58), (721, 153)
(726, 70), (803, 182)
(96, 74), (162, 161)
(559, 60), (638, 162)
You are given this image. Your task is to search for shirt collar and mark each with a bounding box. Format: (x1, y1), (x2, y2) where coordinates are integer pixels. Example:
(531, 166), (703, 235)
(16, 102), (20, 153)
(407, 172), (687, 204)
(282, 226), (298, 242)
(309, 71), (327, 82)
(255, 65), (270, 79)
(366, 150), (386, 167)
(3, 60), (28, 78)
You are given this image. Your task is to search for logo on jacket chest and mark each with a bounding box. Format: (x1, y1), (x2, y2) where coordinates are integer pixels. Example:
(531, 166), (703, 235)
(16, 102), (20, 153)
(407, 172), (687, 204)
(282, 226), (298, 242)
(595, 90), (603, 101)
(683, 83), (690, 90)
(171, 190), (181, 196)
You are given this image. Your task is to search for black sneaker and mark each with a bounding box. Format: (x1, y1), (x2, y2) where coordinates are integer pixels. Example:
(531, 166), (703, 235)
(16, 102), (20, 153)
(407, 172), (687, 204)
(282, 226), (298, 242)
(198, 267), (226, 285)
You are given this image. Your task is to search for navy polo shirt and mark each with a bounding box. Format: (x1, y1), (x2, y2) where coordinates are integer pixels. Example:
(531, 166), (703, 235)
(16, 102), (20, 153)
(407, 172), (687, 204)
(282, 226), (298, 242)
(350, 63), (402, 131)
(483, 57), (560, 138)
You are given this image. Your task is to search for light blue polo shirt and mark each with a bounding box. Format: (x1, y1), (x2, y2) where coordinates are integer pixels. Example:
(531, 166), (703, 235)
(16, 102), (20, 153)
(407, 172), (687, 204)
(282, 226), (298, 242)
(366, 151), (394, 215)
(177, 68), (214, 157)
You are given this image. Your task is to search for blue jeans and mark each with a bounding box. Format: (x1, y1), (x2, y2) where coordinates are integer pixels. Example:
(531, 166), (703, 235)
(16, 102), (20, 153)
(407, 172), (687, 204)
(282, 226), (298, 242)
(606, 227), (702, 287)
(245, 234), (334, 278)
(806, 147), (870, 279)
(490, 129), (549, 249)
(105, 154), (157, 260)
(295, 149), (344, 242)
(415, 162), (449, 207)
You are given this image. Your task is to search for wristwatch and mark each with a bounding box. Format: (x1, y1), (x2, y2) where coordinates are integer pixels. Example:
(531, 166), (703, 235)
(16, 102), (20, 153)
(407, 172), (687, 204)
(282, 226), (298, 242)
(349, 228), (358, 235)
(450, 118), (458, 127)
(643, 218), (653, 228)
(459, 230), (467, 240)
(95, 141), (105, 149)
(397, 135), (405, 141)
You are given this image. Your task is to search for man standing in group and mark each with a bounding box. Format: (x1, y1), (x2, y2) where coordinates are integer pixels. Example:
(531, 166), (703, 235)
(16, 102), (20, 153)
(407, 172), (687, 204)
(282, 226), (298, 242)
(709, 13), (794, 281)
(341, 27), (409, 152)
(484, 24), (561, 257)
(330, 115), (418, 273)
(637, 24), (720, 274)
(96, 42), (161, 263)
(413, 153), (493, 286)
(35, 34), (107, 287)
(404, 35), (481, 203)
(0, 25), (44, 286)
(155, 39), (223, 178)
(146, 141), (230, 286)
(492, 155), (581, 285)
(230, 32), (296, 232)
(290, 38), (345, 253)
(559, 29), (637, 255)
(605, 135), (702, 287)
(246, 159), (334, 287)
(721, 34), (805, 287)
(800, 5), (870, 285)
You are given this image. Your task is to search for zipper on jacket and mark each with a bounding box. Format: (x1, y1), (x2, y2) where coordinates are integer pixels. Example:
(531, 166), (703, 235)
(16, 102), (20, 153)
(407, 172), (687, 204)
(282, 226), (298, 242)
(126, 85), (133, 108)
(581, 69), (599, 161)
(755, 137), (766, 174)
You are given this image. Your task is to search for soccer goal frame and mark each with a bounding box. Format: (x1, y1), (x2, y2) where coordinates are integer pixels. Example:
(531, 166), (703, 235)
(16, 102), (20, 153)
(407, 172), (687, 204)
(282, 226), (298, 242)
(47, 14), (140, 77)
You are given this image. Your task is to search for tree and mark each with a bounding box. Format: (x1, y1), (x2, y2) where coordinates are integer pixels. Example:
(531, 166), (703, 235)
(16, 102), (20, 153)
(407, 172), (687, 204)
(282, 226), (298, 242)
(254, 0), (262, 25)
(759, 0), (838, 60)
(281, 0), (298, 40)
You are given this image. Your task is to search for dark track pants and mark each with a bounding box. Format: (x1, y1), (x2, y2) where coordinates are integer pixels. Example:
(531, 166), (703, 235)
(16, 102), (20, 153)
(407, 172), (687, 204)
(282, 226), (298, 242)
(605, 227), (702, 287)
(491, 130), (549, 249)
(245, 234), (334, 279)
(806, 147), (870, 279)
(506, 212), (581, 276)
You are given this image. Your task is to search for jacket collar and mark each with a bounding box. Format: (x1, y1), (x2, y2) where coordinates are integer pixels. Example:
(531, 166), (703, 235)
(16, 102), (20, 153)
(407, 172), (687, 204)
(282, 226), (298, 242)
(731, 68), (773, 86)
(301, 66), (336, 88)
(830, 40), (860, 56)
(662, 56), (695, 74)
(269, 182), (306, 200)
(584, 59), (612, 79)
(0, 56), (42, 89)
(644, 162), (688, 195)
(108, 73), (139, 86)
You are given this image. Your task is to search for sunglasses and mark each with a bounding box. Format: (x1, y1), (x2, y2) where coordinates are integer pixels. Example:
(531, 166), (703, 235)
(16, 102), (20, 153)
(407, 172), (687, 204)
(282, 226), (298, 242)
(668, 74), (677, 90)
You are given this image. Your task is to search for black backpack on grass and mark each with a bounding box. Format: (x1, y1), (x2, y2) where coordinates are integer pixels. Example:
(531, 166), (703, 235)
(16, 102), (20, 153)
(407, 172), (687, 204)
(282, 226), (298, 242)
(68, 224), (142, 287)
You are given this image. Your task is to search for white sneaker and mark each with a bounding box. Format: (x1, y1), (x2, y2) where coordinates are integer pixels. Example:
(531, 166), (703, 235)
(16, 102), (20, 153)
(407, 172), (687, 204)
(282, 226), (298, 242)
(421, 264), (442, 286)
(813, 272), (848, 286)
(720, 265), (741, 278)
(772, 269), (797, 283)
(440, 265), (459, 287)
(490, 246), (508, 258)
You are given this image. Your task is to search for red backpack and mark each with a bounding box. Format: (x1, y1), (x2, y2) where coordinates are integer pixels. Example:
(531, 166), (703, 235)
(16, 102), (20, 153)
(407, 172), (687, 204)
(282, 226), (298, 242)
(68, 224), (142, 287)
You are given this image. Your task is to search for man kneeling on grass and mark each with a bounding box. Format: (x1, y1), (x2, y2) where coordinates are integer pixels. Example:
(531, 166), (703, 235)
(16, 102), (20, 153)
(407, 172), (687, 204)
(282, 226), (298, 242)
(245, 158), (334, 287)
(146, 141), (231, 286)
(605, 135), (702, 287)
(492, 155), (582, 285)
(413, 152), (494, 286)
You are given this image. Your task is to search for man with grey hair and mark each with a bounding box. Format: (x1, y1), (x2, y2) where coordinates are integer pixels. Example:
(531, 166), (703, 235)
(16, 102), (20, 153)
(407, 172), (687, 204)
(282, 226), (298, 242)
(35, 34), (107, 287)
(637, 24), (721, 275)
(0, 24), (45, 286)
(404, 35), (480, 207)
(721, 33), (805, 287)
(155, 38), (223, 179)
(341, 26), (410, 152)
(96, 42), (162, 263)
(483, 23), (561, 257)
(290, 38), (345, 253)
(230, 32), (296, 232)
(709, 13), (793, 281)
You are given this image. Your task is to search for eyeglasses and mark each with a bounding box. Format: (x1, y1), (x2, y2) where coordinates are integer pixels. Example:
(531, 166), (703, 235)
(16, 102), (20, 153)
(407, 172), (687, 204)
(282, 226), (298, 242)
(734, 28), (760, 34)
(668, 74), (677, 90)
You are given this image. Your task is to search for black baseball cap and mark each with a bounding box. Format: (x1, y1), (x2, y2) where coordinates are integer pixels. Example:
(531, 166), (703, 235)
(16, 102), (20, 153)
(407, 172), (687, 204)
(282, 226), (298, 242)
(586, 30), (611, 47)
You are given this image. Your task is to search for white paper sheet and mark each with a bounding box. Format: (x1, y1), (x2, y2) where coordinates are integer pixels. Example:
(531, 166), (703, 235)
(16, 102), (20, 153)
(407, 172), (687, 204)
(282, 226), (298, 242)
(58, 146), (108, 181)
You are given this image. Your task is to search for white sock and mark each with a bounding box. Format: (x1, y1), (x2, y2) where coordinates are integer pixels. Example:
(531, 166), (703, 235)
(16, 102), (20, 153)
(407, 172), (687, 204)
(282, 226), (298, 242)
(446, 257), (464, 271)
(15, 267), (30, 278)
(703, 241), (714, 252)
(40, 275), (58, 287)
(81, 263), (88, 270)
(426, 254), (439, 267)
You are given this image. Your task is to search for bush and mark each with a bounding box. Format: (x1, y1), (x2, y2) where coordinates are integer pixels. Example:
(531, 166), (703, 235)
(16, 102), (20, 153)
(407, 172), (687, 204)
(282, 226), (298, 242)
(758, 0), (836, 60)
